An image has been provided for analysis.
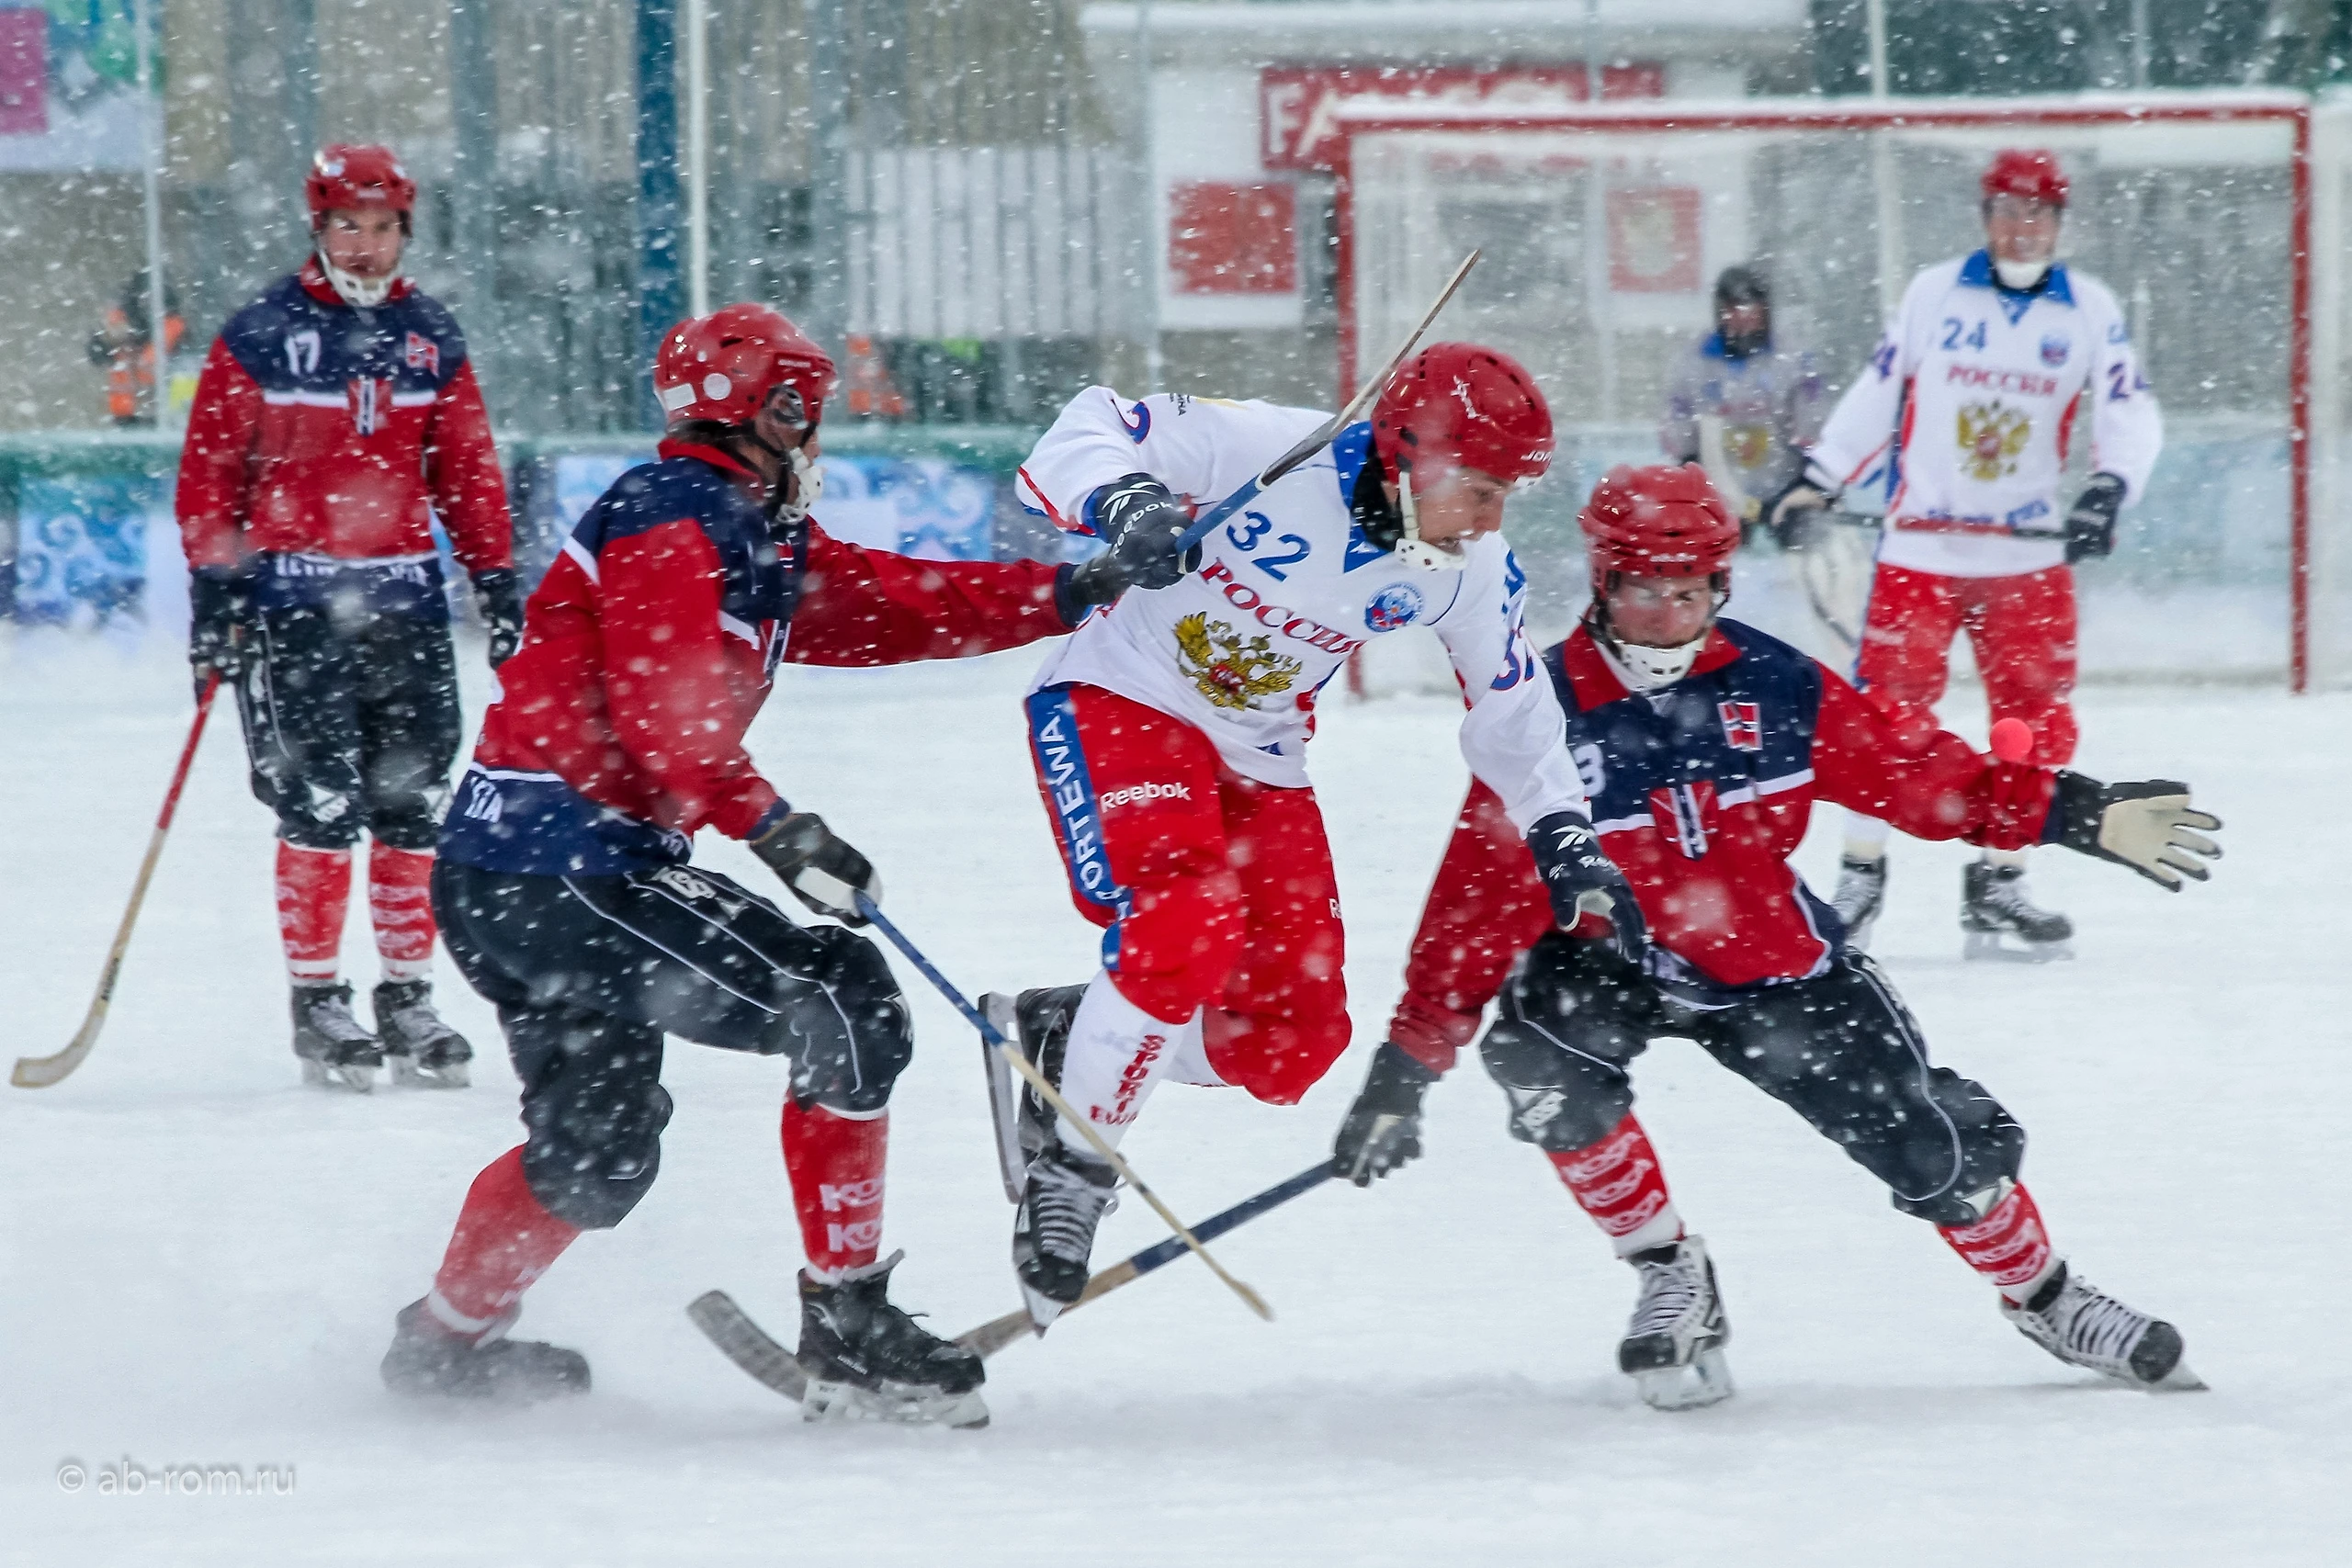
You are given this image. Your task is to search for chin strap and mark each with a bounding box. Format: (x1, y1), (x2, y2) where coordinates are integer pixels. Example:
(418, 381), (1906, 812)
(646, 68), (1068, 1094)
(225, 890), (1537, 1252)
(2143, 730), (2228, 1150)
(316, 245), (397, 308)
(1391, 468), (1468, 574)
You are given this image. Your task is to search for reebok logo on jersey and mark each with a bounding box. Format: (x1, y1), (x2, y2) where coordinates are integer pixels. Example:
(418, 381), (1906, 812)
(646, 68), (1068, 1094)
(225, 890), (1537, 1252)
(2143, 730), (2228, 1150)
(1944, 363), (2060, 399)
(819, 1178), (884, 1212)
(1092, 1032), (1167, 1127)
(1100, 782), (1192, 810)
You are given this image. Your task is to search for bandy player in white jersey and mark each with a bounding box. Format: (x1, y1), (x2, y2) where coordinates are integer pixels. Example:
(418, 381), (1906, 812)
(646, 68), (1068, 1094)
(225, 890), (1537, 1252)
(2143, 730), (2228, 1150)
(986, 345), (1643, 1325)
(1767, 148), (2163, 959)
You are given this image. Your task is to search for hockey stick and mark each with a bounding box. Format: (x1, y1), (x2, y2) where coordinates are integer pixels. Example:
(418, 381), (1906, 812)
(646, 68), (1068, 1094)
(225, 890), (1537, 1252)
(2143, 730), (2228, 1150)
(684, 1162), (1334, 1404)
(854, 892), (1273, 1323)
(1171, 249), (1481, 555)
(14, 674), (221, 1089)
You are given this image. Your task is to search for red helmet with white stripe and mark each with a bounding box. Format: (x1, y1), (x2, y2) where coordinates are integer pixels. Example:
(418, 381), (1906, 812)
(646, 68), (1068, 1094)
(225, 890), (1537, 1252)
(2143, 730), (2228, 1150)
(305, 144), (415, 231)
(1372, 343), (1555, 487)
(1579, 463), (1741, 593)
(1981, 148), (2068, 209)
(654, 304), (838, 430)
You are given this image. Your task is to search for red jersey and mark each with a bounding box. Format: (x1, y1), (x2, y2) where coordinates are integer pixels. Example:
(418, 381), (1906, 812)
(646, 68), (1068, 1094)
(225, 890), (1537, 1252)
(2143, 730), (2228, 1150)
(175, 260), (512, 574)
(442, 440), (1085, 876)
(1387, 618), (2057, 1072)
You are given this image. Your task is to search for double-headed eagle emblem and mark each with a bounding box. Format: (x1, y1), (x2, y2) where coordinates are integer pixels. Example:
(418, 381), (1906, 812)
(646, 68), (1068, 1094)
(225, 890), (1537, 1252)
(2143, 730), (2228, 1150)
(1957, 400), (2032, 482)
(1173, 612), (1302, 710)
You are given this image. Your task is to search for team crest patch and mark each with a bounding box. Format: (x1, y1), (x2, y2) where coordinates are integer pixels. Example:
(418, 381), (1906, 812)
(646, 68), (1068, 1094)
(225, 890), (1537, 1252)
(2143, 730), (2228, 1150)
(1718, 700), (1761, 751)
(1726, 423), (1773, 468)
(1958, 401), (2031, 482)
(1364, 581), (1424, 632)
(404, 331), (440, 376)
(1649, 781), (1719, 860)
(1173, 612), (1301, 710)
(2039, 334), (2070, 367)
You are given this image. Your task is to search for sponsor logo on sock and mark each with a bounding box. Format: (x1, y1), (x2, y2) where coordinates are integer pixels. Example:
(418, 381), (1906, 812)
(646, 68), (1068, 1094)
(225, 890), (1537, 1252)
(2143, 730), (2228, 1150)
(819, 1178), (884, 1212)
(1594, 1190), (1669, 1238)
(1091, 1032), (1167, 1127)
(825, 1220), (883, 1254)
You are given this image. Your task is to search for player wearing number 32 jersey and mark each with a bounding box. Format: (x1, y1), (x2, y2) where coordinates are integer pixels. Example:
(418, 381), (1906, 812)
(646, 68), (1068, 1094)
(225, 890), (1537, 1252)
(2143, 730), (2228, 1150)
(988, 346), (1621, 1328)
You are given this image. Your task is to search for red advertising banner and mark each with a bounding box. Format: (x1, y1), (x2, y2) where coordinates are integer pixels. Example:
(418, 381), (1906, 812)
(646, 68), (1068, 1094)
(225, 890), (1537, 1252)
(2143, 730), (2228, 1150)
(1169, 181), (1298, 296)
(0, 8), (49, 136)
(1260, 63), (1663, 173)
(1607, 186), (1702, 294)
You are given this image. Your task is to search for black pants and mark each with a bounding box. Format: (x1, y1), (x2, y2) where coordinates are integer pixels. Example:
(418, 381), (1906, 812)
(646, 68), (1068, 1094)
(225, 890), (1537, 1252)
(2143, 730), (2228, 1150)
(434, 858), (911, 1230)
(234, 601), (460, 851)
(1479, 935), (2024, 1225)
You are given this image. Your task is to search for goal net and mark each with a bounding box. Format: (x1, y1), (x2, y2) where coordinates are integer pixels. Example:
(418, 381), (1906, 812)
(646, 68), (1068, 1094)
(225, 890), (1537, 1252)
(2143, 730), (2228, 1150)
(1334, 92), (2349, 695)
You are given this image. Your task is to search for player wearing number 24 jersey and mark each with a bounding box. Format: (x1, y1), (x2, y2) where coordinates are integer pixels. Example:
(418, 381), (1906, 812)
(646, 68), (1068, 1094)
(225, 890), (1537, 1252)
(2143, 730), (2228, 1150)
(991, 347), (1620, 1330)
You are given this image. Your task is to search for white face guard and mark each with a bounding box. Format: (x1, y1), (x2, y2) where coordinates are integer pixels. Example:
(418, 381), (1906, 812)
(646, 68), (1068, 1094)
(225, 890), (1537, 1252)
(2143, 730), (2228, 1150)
(773, 443), (822, 526)
(1596, 631), (1707, 693)
(317, 244), (398, 308)
(1994, 255), (2052, 290)
(1392, 469), (1469, 574)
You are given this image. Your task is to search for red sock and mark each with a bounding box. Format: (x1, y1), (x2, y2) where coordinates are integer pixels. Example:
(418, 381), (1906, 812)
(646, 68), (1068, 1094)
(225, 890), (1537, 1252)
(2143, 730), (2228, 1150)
(782, 1099), (888, 1280)
(1939, 1180), (2060, 1303)
(426, 1146), (582, 1337)
(276, 843), (353, 985)
(368, 842), (437, 982)
(1547, 1112), (1685, 1257)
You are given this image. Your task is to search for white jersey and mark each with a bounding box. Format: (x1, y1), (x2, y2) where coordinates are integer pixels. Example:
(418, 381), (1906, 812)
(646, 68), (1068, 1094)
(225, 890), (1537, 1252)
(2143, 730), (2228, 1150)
(1015, 388), (1586, 832)
(1808, 250), (2163, 579)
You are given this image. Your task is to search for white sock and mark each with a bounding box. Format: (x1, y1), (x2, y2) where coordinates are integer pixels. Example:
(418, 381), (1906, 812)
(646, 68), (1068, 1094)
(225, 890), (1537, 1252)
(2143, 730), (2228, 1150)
(1844, 811), (1892, 860)
(1982, 845), (2028, 870)
(1161, 1011), (1227, 1087)
(1054, 972), (1186, 1154)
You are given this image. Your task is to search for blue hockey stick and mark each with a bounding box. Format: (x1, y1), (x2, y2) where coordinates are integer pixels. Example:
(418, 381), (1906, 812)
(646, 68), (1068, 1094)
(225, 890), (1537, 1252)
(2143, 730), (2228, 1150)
(1170, 248), (1481, 555)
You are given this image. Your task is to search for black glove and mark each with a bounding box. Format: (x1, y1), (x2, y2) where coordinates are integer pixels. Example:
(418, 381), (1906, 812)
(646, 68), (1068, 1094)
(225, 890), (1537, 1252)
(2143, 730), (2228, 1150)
(1066, 473), (1203, 609)
(748, 809), (880, 925)
(1332, 1042), (1438, 1186)
(472, 568), (526, 667)
(2048, 771), (2222, 891)
(1529, 810), (1647, 964)
(2064, 472), (2126, 564)
(1761, 475), (1833, 552)
(187, 566), (250, 698)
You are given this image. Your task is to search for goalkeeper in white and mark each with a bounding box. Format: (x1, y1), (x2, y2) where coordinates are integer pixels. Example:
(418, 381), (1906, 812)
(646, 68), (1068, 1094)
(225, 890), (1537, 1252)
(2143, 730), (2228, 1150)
(1766, 148), (2163, 960)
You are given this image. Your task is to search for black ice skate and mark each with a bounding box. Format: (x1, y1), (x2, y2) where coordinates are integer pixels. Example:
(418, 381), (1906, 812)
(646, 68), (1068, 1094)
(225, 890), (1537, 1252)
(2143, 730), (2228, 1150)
(292, 981), (383, 1092)
(1961, 860), (2075, 962)
(1831, 853), (1888, 951)
(375, 979), (473, 1089)
(2000, 1263), (2204, 1392)
(979, 985), (1086, 1201)
(379, 1297), (589, 1402)
(1012, 1141), (1118, 1331)
(796, 1252), (989, 1428)
(1619, 1235), (1735, 1410)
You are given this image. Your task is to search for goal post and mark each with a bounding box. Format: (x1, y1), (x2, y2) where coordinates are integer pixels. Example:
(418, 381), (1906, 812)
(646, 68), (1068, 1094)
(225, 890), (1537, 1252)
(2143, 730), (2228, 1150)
(1333, 92), (2340, 692)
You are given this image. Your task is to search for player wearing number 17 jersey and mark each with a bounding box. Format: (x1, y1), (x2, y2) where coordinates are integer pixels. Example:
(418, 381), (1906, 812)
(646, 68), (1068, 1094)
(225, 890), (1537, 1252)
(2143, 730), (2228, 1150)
(986, 346), (1627, 1327)
(1770, 149), (2163, 958)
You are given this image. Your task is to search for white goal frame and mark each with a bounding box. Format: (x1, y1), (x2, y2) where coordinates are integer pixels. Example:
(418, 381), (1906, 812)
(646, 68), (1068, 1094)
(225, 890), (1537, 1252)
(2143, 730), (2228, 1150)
(1333, 92), (2334, 690)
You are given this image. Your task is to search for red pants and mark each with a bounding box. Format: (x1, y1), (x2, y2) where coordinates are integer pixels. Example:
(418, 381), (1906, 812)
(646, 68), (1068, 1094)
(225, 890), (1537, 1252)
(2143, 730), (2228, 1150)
(1854, 563), (2078, 766)
(1025, 683), (1347, 1105)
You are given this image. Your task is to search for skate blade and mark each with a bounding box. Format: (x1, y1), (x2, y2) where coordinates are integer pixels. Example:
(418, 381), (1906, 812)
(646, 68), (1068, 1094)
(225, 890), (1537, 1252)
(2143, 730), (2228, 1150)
(1019, 1281), (1071, 1336)
(300, 1058), (376, 1093)
(1634, 1347), (1736, 1411)
(979, 994), (1026, 1203)
(2149, 1359), (2208, 1393)
(389, 1056), (471, 1089)
(1962, 931), (2075, 964)
(800, 1377), (990, 1429)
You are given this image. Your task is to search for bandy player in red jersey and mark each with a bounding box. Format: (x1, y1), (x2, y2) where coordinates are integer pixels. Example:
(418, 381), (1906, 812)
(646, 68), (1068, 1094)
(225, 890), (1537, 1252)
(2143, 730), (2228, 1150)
(984, 348), (1637, 1328)
(1768, 149), (2163, 959)
(1335, 465), (2219, 1407)
(175, 144), (522, 1090)
(375, 306), (1190, 1423)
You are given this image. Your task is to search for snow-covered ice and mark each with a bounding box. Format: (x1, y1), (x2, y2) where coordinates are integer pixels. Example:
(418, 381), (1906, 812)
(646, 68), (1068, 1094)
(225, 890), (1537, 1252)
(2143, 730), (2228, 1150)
(3, 632), (2345, 1565)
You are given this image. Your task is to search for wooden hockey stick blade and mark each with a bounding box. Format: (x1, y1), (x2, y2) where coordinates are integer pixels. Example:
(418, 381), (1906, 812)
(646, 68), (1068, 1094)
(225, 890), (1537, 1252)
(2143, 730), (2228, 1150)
(15, 677), (219, 1089)
(687, 1289), (811, 1403)
(1176, 248), (1480, 551)
(996, 1042), (1273, 1322)
(956, 1162), (1335, 1355)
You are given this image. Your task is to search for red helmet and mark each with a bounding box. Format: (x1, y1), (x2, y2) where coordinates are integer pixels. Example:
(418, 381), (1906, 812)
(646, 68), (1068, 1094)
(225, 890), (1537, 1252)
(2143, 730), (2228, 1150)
(305, 144), (415, 229)
(1372, 342), (1554, 487)
(654, 304), (838, 428)
(1981, 148), (2068, 209)
(1579, 463), (1741, 592)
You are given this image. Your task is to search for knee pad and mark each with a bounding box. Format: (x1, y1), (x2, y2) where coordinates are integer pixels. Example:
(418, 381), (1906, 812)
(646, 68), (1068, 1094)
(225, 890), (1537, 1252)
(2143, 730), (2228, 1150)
(523, 1079), (674, 1231)
(267, 790), (365, 850)
(781, 927), (912, 1117)
(365, 789), (449, 852)
(1887, 1069), (2027, 1224)
(1479, 940), (1647, 1154)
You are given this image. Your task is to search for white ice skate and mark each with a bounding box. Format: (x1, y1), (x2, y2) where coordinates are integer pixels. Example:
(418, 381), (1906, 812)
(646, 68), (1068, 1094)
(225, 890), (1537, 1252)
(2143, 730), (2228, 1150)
(1620, 1235), (1735, 1410)
(1961, 862), (2075, 963)
(2001, 1263), (2204, 1392)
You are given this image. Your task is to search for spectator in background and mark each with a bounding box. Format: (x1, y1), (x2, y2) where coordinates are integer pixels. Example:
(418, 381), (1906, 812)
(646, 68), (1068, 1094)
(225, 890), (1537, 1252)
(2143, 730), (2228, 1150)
(1659, 265), (1826, 527)
(87, 270), (186, 426)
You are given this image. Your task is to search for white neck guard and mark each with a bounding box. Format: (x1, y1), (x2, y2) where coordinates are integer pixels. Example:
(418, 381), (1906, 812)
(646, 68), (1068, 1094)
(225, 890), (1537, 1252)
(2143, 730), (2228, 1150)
(1595, 626), (1706, 693)
(1994, 255), (2051, 291)
(318, 246), (398, 308)
(1391, 470), (1468, 573)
